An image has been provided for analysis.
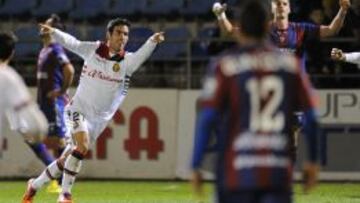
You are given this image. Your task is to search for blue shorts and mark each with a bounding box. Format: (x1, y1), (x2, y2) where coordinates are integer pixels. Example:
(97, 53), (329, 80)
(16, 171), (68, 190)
(216, 189), (292, 203)
(39, 97), (66, 138)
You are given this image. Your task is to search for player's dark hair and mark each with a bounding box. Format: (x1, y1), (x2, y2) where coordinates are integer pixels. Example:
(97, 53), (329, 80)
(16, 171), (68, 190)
(49, 14), (65, 31)
(106, 18), (131, 34)
(0, 32), (17, 61)
(235, 0), (271, 39)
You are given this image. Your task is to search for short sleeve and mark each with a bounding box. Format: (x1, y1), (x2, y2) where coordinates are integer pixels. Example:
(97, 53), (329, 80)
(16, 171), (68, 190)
(53, 45), (70, 66)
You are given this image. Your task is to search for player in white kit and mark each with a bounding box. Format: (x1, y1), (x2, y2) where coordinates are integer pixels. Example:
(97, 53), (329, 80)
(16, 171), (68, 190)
(0, 32), (48, 157)
(22, 18), (165, 203)
(331, 48), (360, 66)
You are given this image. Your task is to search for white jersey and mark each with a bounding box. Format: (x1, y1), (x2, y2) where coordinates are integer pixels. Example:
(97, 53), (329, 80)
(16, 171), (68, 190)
(0, 65), (48, 154)
(345, 52), (360, 66)
(52, 29), (157, 122)
(0, 65), (31, 132)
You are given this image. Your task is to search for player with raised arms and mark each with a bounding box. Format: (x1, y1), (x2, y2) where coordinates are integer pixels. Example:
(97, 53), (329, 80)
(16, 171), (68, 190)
(22, 18), (165, 203)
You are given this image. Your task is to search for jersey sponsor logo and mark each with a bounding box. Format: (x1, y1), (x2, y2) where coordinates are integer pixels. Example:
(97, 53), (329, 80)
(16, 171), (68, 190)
(112, 63), (120, 72)
(81, 66), (122, 83)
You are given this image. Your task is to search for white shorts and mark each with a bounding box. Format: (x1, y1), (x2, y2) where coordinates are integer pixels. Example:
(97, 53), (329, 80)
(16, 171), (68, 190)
(65, 109), (108, 146)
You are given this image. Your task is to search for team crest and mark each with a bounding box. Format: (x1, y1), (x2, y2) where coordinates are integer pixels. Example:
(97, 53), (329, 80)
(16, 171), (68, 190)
(113, 63), (120, 72)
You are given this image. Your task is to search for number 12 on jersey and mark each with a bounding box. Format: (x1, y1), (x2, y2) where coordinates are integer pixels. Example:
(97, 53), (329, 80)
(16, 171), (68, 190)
(246, 76), (285, 132)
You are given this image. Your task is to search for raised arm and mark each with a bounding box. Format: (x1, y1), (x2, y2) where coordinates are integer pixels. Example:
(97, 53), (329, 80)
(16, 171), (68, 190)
(213, 3), (236, 35)
(126, 32), (164, 75)
(320, 0), (350, 38)
(39, 24), (99, 59)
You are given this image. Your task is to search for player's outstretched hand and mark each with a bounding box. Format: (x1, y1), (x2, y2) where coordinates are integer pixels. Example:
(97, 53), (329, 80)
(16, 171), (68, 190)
(331, 48), (346, 61)
(212, 2), (227, 18)
(39, 23), (55, 35)
(339, 0), (351, 10)
(150, 32), (165, 44)
(302, 162), (319, 194)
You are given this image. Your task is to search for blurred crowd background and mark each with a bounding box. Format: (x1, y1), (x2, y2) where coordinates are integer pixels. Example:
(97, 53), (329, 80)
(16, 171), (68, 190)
(0, 0), (359, 89)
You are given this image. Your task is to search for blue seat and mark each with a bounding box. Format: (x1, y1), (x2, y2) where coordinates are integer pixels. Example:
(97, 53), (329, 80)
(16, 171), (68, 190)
(181, 0), (213, 17)
(66, 26), (83, 39)
(32, 0), (73, 18)
(15, 43), (42, 57)
(130, 27), (154, 40)
(14, 27), (40, 44)
(107, 0), (147, 16)
(151, 26), (191, 60)
(87, 26), (106, 41)
(227, 0), (240, 6)
(69, 0), (110, 20)
(165, 26), (192, 40)
(192, 26), (218, 57)
(198, 26), (217, 39)
(126, 27), (154, 52)
(14, 26), (41, 57)
(0, 0), (36, 16)
(142, 0), (183, 16)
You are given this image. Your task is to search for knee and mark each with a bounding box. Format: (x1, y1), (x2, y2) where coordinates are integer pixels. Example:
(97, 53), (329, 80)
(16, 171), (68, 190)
(75, 142), (89, 155)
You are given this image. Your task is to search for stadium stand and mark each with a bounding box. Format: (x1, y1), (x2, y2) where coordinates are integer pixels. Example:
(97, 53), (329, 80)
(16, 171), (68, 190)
(69, 0), (111, 21)
(142, 0), (183, 17)
(151, 25), (192, 60)
(107, 0), (147, 18)
(0, 0), (36, 17)
(126, 26), (154, 52)
(31, 0), (73, 19)
(181, 0), (213, 18)
(14, 26), (41, 57)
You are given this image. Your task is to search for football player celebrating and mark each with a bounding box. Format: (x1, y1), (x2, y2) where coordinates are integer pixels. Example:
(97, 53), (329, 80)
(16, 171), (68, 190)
(22, 18), (164, 203)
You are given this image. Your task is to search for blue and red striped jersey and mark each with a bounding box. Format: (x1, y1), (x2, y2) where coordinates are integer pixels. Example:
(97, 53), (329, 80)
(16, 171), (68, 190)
(37, 43), (70, 105)
(194, 44), (317, 191)
(270, 22), (320, 72)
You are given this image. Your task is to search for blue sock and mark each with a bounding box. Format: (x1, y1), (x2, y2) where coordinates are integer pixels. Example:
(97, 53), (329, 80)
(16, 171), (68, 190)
(28, 143), (55, 166)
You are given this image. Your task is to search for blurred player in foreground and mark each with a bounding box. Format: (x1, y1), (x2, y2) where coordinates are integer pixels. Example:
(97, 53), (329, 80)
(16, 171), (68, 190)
(27, 14), (74, 193)
(191, 1), (320, 202)
(0, 32), (48, 156)
(331, 48), (360, 66)
(213, 0), (350, 162)
(22, 18), (164, 203)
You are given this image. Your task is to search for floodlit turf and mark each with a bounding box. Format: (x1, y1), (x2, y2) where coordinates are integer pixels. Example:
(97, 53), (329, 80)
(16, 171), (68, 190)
(1, 181), (360, 203)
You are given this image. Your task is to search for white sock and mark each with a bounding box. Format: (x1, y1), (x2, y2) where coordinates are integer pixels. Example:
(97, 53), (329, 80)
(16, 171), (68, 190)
(32, 160), (63, 190)
(61, 152), (83, 194)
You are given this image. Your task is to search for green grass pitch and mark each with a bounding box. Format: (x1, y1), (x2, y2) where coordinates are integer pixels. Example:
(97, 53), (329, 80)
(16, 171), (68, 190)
(1, 181), (360, 203)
